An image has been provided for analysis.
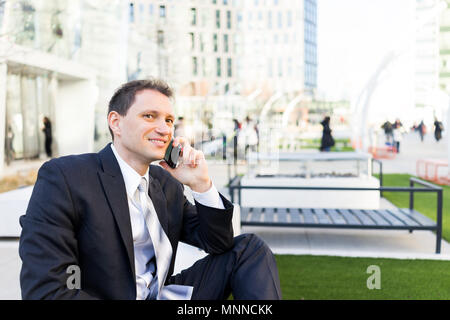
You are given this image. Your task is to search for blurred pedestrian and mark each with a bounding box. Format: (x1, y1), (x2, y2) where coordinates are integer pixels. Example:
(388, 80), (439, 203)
(319, 116), (335, 152)
(5, 122), (15, 164)
(239, 116), (258, 158)
(232, 119), (240, 163)
(381, 120), (393, 145)
(417, 120), (426, 142)
(392, 118), (404, 153)
(42, 116), (52, 158)
(434, 118), (444, 142)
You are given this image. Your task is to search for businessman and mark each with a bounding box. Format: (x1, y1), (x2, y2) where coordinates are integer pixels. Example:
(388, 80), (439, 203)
(19, 79), (282, 300)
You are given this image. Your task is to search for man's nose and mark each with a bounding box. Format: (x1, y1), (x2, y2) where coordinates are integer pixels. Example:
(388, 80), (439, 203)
(155, 120), (171, 135)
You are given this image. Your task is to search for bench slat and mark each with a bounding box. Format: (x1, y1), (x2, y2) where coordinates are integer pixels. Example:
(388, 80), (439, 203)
(338, 209), (361, 225)
(363, 210), (391, 226)
(375, 210), (404, 226)
(400, 208), (436, 227)
(290, 208), (302, 223)
(386, 208), (419, 227)
(250, 207), (263, 223)
(264, 208), (276, 223)
(314, 208), (331, 224)
(277, 208), (288, 223)
(351, 209), (376, 226)
(326, 209), (347, 225)
(241, 207), (251, 223)
(301, 208), (317, 224)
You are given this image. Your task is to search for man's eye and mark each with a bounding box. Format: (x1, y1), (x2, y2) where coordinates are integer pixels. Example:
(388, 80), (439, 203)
(143, 114), (153, 119)
(166, 119), (174, 124)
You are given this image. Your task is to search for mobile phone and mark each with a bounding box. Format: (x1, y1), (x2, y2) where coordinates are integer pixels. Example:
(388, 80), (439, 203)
(164, 139), (182, 169)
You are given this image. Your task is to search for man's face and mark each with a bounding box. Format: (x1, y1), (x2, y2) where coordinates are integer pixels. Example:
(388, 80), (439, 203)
(113, 89), (175, 164)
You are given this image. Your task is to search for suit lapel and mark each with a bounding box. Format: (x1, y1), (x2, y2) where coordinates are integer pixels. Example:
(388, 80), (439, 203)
(98, 145), (135, 280)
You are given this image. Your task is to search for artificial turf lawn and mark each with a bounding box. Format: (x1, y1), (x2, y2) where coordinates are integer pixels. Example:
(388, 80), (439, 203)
(275, 254), (450, 300)
(276, 174), (450, 300)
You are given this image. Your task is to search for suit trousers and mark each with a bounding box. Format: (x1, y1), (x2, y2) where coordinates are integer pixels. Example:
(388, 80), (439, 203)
(166, 233), (282, 300)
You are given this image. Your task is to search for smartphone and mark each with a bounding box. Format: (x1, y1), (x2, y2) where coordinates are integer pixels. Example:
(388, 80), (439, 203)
(164, 139), (182, 169)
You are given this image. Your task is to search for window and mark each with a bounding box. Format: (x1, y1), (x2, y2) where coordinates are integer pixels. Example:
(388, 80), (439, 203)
(216, 10), (221, 28)
(227, 58), (232, 77)
(192, 57), (198, 76)
(159, 5), (166, 18)
(191, 8), (197, 26)
(200, 33), (205, 52)
(267, 11), (272, 29)
(189, 32), (195, 50)
(129, 3), (135, 23)
(213, 33), (218, 52)
(157, 30), (164, 45)
(277, 11), (282, 28)
(202, 57), (207, 76)
(287, 10), (292, 27)
(227, 10), (231, 29)
(278, 58), (282, 77)
(224, 34), (229, 52)
(149, 4), (153, 15)
(216, 58), (222, 77)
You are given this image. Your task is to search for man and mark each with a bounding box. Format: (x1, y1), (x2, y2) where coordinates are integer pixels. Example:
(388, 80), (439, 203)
(19, 79), (281, 300)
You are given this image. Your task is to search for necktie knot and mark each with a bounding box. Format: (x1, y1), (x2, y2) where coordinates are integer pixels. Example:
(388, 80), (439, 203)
(138, 177), (148, 193)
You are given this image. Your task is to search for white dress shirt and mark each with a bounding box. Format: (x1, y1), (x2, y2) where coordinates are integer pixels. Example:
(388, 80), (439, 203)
(110, 144), (225, 300)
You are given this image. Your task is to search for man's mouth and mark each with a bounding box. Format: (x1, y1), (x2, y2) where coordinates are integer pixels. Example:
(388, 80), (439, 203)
(147, 138), (167, 147)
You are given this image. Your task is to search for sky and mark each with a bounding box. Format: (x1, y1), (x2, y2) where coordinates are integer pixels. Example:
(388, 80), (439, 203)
(317, 0), (417, 124)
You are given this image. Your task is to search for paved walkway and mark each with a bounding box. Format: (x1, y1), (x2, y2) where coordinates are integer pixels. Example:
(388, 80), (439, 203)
(1, 131), (448, 299)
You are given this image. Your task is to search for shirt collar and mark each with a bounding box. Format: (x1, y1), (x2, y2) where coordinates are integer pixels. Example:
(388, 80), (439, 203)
(110, 144), (149, 198)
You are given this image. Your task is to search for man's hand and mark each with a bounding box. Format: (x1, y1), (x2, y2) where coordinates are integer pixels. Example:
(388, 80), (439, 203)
(159, 137), (212, 193)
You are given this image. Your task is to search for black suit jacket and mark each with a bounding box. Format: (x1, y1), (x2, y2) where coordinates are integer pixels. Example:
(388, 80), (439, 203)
(19, 144), (234, 299)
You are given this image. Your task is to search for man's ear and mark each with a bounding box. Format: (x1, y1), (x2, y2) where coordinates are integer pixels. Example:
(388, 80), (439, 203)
(108, 111), (121, 138)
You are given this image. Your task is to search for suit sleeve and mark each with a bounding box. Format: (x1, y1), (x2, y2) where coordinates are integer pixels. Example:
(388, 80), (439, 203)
(180, 189), (235, 254)
(19, 160), (98, 300)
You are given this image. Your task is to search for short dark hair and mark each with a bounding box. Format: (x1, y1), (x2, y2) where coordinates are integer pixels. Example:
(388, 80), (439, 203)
(107, 78), (174, 139)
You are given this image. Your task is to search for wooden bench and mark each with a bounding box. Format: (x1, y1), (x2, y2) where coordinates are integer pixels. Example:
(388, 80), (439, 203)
(228, 176), (443, 254)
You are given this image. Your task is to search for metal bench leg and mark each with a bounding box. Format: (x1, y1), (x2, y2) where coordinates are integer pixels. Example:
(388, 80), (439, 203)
(436, 189), (443, 254)
(436, 233), (441, 254)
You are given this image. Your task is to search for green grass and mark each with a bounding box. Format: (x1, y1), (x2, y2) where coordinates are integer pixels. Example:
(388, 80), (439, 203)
(274, 174), (450, 300)
(376, 174), (450, 242)
(276, 254), (450, 299)
(286, 138), (354, 152)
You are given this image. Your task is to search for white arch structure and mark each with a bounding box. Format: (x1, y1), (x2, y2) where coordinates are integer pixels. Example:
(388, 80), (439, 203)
(281, 93), (305, 127)
(354, 1), (448, 154)
(259, 91), (283, 123)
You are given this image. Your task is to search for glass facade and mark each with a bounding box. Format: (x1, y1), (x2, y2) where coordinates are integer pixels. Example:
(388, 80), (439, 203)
(5, 73), (53, 162)
(304, 0), (317, 90)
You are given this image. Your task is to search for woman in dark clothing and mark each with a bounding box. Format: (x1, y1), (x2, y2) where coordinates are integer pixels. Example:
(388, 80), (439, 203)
(42, 117), (52, 158)
(434, 118), (444, 142)
(320, 116), (335, 152)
